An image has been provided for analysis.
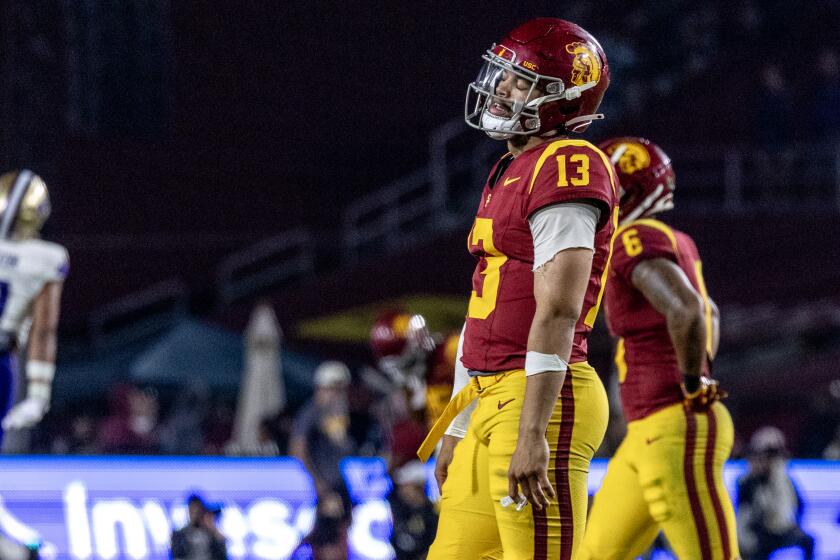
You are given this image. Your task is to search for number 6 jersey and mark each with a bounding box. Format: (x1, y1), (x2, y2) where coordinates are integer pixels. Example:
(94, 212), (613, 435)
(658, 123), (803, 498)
(604, 218), (712, 421)
(461, 139), (618, 373)
(0, 238), (68, 335)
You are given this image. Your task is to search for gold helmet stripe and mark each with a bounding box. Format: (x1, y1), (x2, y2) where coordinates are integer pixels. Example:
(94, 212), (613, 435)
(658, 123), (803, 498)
(0, 169), (34, 239)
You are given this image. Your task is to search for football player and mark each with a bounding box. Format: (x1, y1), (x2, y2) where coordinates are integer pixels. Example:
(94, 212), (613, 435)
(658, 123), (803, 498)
(370, 309), (457, 466)
(371, 308), (458, 428)
(0, 171), (68, 444)
(417, 18), (617, 558)
(578, 138), (738, 559)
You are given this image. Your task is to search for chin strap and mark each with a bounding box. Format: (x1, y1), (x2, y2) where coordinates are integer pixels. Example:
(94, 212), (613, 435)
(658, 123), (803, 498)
(565, 113), (605, 131)
(621, 184), (664, 224)
(620, 186), (676, 225)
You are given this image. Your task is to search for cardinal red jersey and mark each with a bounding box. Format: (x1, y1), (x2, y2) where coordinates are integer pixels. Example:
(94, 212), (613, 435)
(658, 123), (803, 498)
(461, 139), (618, 372)
(604, 218), (714, 421)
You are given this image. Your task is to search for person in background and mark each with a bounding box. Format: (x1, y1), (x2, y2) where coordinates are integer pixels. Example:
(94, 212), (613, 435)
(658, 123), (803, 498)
(304, 490), (349, 560)
(170, 494), (228, 560)
(97, 383), (160, 454)
(291, 361), (355, 559)
(0, 171), (68, 444)
(580, 137), (736, 559)
(369, 309), (457, 468)
(736, 426), (815, 560)
(389, 461), (437, 560)
(201, 399), (235, 455)
(50, 414), (99, 455)
(160, 380), (210, 455)
(291, 360), (356, 496)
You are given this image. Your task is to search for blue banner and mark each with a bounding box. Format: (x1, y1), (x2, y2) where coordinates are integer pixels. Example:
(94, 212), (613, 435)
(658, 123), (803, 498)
(0, 457), (837, 559)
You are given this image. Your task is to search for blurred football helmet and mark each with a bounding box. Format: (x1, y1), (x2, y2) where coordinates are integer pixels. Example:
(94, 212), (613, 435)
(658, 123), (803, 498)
(598, 137), (676, 224)
(370, 309), (435, 386)
(465, 18), (610, 139)
(0, 170), (51, 239)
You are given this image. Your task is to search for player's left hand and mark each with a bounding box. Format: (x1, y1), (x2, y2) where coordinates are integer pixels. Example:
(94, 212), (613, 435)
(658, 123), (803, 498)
(681, 375), (727, 410)
(2, 397), (49, 430)
(508, 434), (555, 511)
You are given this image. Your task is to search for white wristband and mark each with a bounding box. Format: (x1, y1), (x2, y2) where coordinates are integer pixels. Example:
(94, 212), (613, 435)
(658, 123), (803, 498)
(26, 361), (55, 401)
(524, 351), (568, 377)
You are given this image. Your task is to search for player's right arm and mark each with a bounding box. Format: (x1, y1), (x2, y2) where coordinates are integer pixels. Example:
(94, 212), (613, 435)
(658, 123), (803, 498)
(612, 223), (721, 402)
(28, 281), (63, 363)
(631, 259), (724, 403)
(631, 258), (707, 378)
(3, 281), (64, 431)
(508, 141), (613, 509)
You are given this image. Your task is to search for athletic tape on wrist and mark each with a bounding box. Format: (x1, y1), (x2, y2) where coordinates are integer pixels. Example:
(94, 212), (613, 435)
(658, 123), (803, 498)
(444, 426), (467, 438)
(26, 360), (56, 383)
(26, 361), (54, 401)
(27, 382), (51, 401)
(524, 351), (568, 377)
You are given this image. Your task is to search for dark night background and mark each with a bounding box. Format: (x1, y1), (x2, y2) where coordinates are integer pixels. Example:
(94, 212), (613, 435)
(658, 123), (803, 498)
(1, 0), (836, 328)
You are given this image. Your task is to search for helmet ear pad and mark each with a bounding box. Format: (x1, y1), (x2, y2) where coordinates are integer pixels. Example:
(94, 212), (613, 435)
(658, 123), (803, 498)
(531, 77), (609, 135)
(536, 98), (580, 134)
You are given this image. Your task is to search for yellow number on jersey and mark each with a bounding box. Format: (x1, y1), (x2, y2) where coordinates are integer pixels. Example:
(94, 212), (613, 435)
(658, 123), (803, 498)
(621, 228), (644, 257)
(556, 154), (590, 187)
(615, 338), (628, 383)
(467, 218), (508, 320)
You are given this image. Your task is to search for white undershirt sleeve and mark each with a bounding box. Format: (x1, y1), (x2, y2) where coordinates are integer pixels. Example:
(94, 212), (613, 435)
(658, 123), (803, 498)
(444, 323), (476, 438)
(529, 202), (601, 270)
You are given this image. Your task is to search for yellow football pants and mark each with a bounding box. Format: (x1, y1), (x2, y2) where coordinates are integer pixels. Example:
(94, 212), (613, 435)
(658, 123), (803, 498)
(579, 401), (739, 560)
(427, 363), (609, 560)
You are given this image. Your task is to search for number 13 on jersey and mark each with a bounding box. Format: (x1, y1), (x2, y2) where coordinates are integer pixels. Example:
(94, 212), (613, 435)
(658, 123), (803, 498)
(467, 218), (508, 319)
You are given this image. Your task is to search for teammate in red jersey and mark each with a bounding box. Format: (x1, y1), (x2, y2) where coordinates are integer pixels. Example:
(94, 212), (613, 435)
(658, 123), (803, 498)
(417, 18), (617, 558)
(370, 308), (457, 467)
(579, 137), (738, 559)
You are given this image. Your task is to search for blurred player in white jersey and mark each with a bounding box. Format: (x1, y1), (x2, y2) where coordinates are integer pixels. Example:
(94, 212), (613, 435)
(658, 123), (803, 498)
(0, 170), (68, 445)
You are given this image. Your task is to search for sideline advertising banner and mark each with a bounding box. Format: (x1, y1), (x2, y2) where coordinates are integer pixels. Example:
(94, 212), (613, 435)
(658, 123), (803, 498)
(0, 457), (837, 559)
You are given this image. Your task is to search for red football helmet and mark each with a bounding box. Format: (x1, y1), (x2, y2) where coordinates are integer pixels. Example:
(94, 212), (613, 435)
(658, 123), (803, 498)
(466, 18), (610, 139)
(370, 309), (436, 380)
(598, 137), (676, 224)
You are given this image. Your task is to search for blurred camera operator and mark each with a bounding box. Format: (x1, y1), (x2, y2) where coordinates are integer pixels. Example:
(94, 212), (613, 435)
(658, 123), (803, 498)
(291, 361), (355, 558)
(170, 494), (227, 560)
(388, 461), (437, 560)
(736, 427), (815, 560)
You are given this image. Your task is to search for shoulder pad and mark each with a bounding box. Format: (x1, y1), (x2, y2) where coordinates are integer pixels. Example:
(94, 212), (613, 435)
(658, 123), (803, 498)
(525, 139), (617, 223)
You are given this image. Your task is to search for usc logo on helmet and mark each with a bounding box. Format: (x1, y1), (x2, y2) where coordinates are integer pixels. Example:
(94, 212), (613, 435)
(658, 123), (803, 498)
(607, 142), (651, 175)
(565, 42), (601, 86)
